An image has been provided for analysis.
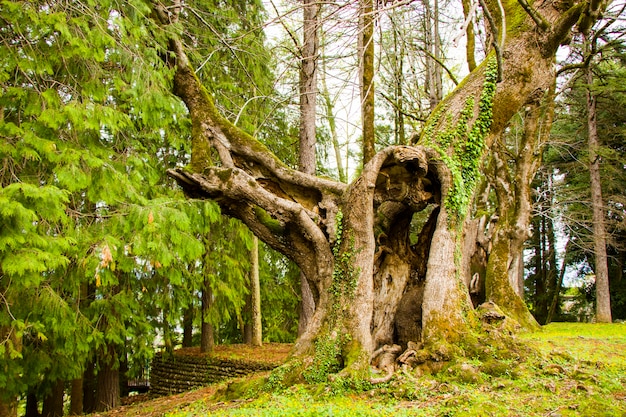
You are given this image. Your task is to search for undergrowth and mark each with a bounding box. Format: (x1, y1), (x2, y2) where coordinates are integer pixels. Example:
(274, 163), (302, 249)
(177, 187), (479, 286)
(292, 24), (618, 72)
(132, 323), (626, 416)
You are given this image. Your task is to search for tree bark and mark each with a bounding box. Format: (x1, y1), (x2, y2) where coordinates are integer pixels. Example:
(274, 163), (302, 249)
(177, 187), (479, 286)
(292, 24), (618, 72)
(42, 379), (64, 417)
(423, 0), (443, 110)
(82, 360), (97, 414)
(298, 0), (320, 335)
(461, 0), (477, 72)
(250, 236), (262, 346)
(200, 276), (215, 353)
(360, 0), (376, 164)
(585, 38), (612, 323)
(484, 86), (554, 329)
(25, 392), (39, 417)
(95, 344), (120, 412)
(182, 306), (194, 348)
(299, 0), (319, 175)
(69, 378), (83, 416)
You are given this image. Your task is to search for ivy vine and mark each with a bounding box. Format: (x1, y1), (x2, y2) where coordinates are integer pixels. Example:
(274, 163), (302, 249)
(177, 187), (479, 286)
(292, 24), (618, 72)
(424, 57), (498, 225)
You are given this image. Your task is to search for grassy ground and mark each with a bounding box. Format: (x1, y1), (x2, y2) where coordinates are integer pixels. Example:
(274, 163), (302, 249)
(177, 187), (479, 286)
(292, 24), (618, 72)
(98, 323), (626, 417)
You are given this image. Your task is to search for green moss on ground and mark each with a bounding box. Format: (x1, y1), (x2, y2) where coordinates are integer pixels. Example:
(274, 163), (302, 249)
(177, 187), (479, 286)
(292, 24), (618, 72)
(165, 323), (626, 417)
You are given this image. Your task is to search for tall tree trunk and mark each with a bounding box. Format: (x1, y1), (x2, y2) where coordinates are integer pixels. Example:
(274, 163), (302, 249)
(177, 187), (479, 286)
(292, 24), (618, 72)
(360, 0), (375, 164)
(200, 276), (215, 353)
(82, 360), (97, 414)
(42, 379), (65, 417)
(423, 0), (443, 110)
(182, 306), (194, 347)
(485, 89), (553, 329)
(546, 240), (569, 323)
(299, 0), (319, 175)
(25, 392), (39, 417)
(162, 306), (174, 355)
(585, 38), (612, 323)
(250, 236), (262, 346)
(389, 13), (406, 145)
(298, 0), (321, 335)
(95, 344), (120, 412)
(320, 38), (346, 183)
(461, 0), (477, 72)
(69, 378), (83, 416)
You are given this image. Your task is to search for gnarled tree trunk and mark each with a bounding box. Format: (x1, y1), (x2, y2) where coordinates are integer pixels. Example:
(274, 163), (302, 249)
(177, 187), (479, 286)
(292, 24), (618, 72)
(155, 0), (606, 380)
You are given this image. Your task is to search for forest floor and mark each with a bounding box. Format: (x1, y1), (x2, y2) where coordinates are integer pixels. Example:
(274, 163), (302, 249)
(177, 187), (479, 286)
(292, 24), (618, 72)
(92, 323), (626, 416)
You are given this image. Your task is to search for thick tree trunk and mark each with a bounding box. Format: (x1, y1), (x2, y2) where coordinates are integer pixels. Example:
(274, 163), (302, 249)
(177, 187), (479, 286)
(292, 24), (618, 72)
(484, 90), (553, 329)
(42, 379), (64, 417)
(585, 43), (612, 323)
(157, 0), (605, 380)
(95, 344), (120, 412)
(69, 378), (83, 416)
(25, 392), (39, 417)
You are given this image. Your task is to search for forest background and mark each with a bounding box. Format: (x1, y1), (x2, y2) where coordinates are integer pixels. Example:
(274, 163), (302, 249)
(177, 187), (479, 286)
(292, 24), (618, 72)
(1, 0), (625, 415)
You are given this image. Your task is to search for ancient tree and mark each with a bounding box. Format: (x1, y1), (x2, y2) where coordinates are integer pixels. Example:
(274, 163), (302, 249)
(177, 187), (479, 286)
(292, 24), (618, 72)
(156, 0), (607, 379)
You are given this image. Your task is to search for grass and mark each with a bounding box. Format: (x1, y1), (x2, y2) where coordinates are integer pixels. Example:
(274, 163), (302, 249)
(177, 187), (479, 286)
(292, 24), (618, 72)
(99, 323), (626, 417)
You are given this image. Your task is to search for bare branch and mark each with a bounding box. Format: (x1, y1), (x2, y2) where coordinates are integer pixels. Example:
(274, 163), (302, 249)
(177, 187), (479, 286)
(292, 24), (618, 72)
(517, 0), (550, 31)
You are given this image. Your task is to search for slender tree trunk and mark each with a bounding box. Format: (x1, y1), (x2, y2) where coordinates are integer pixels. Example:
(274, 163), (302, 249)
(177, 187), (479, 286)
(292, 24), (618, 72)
(298, 0), (321, 335)
(250, 235), (262, 346)
(585, 41), (612, 323)
(547, 240), (569, 323)
(182, 306), (194, 347)
(42, 379), (65, 417)
(299, 0), (319, 175)
(119, 348), (129, 398)
(162, 306), (174, 354)
(390, 14), (406, 145)
(360, 0), (375, 164)
(82, 360), (97, 414)
(423, 0), (443, 110)
(69, 378), (83, 416)
(320, 45), (346, 183)
(200, 276), (215, 353)
(95, 344), (120, 412)
(461, 0), (477, 72)
(485, 91), (551, 330)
